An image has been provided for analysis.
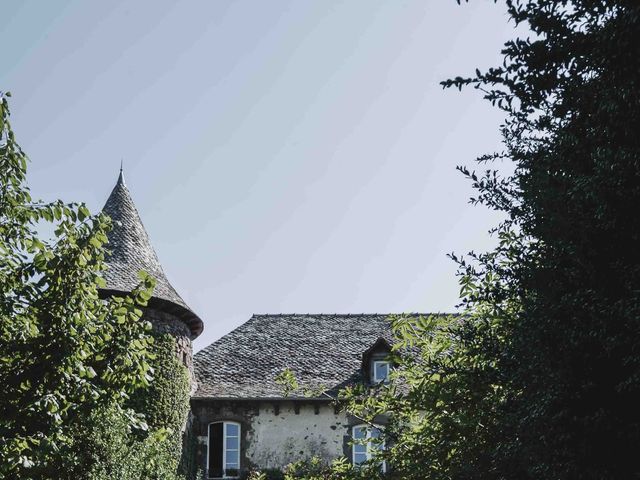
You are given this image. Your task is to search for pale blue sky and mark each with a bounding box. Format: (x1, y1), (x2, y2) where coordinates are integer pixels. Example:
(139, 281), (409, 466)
(2, 0), (517, 351)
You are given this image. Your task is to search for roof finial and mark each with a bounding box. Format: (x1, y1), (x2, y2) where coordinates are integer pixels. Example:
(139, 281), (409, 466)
(118, 158), (125, 186)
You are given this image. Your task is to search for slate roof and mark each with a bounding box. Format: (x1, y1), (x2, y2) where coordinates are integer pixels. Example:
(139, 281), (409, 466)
(194, 313), (439, 399)
(99, 170), (204, 338)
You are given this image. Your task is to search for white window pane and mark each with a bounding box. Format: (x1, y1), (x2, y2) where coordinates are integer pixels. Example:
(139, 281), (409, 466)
(372, 427), (385, 453)
(353, 444), (367, 455)
(225, 449), (239, 468)
(353, 452), (368, 465)
(375, 362), (389, 381)
(353, 425), (370, 467)
(353, 426), (366, 440)
(226, 423), (239, 437)
(226, 435), (239, 450)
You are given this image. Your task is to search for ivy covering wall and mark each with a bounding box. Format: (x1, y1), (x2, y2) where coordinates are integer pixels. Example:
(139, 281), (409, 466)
(133, 332), (192, 479)
(130, 332), (191, 467)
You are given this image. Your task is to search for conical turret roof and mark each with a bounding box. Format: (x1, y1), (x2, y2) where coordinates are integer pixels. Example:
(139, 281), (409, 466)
(99, 170), (203, 338)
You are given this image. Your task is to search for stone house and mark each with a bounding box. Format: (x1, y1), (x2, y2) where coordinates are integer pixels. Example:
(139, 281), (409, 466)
(192, 313), (396, 477)
(98, 171), (431, 478)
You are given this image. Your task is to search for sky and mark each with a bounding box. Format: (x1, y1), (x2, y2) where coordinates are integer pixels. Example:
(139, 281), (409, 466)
(1, 0), (518, 351)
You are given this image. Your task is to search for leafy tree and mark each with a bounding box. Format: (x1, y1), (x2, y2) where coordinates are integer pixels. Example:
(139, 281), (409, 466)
(337, 314), (499, 480)
(247, 456), (354, 480)
(0, 92), (157, 478)
(442, 1), (640, 478)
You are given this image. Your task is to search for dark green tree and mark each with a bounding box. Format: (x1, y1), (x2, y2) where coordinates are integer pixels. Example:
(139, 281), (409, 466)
(442, 1), (640, 478)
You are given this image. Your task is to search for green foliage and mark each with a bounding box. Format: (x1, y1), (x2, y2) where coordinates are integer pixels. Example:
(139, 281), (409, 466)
(274, 367), (329, 399)
(178, 415), (202, 480)
(129, 333), (191, 468)
(137, 333), (191, 432)
(247, 468), (285, 480)
(275, 368), (299, 397)
(64, 405), (184, 480)
(71, 334), (191, 480)
(248, 457), (357, 480)
(0, 92), (156, 478)
(441, 1), (640, 478)
(283, 457), (354, 480)
(0, 93), (191, 480)
(247, 471), (269, 480)
(320, 314), (498, 480)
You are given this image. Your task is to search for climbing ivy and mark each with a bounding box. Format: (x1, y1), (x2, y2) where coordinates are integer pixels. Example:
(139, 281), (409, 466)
(129, 332), (192, 476)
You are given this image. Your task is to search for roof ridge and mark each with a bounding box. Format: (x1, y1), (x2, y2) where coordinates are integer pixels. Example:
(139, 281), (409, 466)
(195, 312), (454, 356)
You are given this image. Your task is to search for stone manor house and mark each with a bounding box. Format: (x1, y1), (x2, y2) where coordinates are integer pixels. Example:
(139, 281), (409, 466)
(99, 171), (429, 478)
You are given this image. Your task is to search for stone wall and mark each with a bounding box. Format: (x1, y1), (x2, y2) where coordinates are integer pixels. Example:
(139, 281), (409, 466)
(190, 399), (362, 476)
(143, 307), (194, 385)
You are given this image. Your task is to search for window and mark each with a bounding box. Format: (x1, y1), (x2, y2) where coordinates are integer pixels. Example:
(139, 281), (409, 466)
(207, 421), (240, 478)
(372, 360), (390, 383)
(352, 424), (386, 472)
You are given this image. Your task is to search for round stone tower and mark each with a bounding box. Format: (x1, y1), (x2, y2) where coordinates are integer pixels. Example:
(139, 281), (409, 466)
(98, 169), (203, 385)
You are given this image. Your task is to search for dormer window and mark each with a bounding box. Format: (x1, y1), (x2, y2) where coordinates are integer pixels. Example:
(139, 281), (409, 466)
(372, 360), (390, 383)
(361, 337), (393, 386)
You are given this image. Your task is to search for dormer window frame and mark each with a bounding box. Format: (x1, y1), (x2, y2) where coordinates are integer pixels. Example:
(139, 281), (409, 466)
(361, 337), (393, 387)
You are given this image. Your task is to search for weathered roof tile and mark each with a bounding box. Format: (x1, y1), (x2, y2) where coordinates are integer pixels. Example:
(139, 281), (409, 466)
(194, 313), (441, 399)
(99, 171), (203, 338)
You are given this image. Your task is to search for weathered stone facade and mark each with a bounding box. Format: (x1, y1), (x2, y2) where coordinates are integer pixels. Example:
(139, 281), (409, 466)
(190, 399), (367, 476)
(144, 306), (194, 379)
(191, 314), (425, 476)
